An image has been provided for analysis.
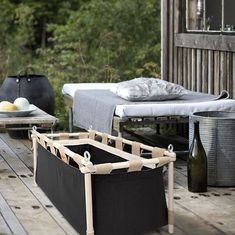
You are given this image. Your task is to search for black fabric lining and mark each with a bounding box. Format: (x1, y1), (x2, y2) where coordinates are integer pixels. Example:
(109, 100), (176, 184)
(37, 144), (168, 235)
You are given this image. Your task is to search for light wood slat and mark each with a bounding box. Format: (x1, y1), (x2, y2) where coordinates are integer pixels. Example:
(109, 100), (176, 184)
(140, 221), (186, 235)
(175, 159), (235, 203)
(161, 0), (168, 81)
(1, 134), (78, 234)
(209, 187), (235, 203)
(0, 155), (67, 235)
(0, 214), (12, 235)
(2, 130), (235, 235)
(201, 50), (208, 93)
(208, 50), (214, 94)
(173, 183), (235, 234)
(196, 49), (202, 92)
(174, 46), (178, 85)
(183, 48), (188, 88)
(214, 51), (220, 95)
(1, 133), (33, 169)
(19, 137), (32, 150)
(0, 193), (26, 235)
(174, 0), (180, 85)
(174, 161), (235, 204)
(230, 52), (233, 97)
(191, 48), (196, 91)
(173, 201), (225, 235)
(220, 51), (227, 91)
(187, 48), (192, 90)
(169, 161), (235, 235)
(175, 33), (235, 52)
(0, 193), (19, 235)
(177, 47), (183, 85)
(174, 0), (180, 34)
(0, 105), (58, 126)
(226, 52), (231, 96)
(173, 166), (235, 234)
(0, 137), (78, 235)
(0, 213), (12, 235)
(168, 0), (174, 83)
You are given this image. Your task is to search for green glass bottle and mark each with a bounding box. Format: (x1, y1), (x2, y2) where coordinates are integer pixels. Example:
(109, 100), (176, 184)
(188, 121), (207, 192)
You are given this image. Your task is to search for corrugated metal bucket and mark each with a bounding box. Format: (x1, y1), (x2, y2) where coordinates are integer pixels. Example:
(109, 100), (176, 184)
(189, 111), (235, 186)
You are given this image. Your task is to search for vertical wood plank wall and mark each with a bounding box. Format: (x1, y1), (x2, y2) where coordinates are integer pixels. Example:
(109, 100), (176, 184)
(174, 48), (234, 96)
(163, 0), (235, 98)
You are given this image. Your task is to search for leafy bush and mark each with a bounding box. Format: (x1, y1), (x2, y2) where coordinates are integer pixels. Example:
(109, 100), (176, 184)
(0, 0), (161, 130)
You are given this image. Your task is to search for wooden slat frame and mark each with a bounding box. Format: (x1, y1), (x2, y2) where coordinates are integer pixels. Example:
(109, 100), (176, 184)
(32, 130), (176, 174)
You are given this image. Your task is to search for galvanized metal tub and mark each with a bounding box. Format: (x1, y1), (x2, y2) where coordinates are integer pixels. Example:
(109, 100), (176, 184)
(189, 111), (235, 186)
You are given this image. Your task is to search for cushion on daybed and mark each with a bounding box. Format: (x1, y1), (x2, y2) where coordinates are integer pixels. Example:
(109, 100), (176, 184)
(110, 77), (188, 101)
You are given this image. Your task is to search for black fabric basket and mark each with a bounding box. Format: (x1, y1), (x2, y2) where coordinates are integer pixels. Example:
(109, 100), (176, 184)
(36, 143), (168, 235)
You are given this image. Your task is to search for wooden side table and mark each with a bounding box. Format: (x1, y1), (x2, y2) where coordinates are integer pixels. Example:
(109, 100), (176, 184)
(0, 105), (58, 136)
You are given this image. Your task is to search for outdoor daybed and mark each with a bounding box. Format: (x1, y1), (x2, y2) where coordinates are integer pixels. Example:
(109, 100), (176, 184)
(62, 82), (235, 136)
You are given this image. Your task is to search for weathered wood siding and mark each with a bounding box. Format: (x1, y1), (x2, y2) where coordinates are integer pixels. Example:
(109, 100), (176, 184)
(172, 46), (233, 95)
(162, 0), (235, 98)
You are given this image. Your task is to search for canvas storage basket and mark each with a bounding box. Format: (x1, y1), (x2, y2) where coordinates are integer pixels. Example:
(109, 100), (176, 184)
(32, 129), (176, 235)
(189, 111), (235, 186)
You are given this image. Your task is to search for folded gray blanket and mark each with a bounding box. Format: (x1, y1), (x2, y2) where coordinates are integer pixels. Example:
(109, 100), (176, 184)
(73, 90), (126, 133)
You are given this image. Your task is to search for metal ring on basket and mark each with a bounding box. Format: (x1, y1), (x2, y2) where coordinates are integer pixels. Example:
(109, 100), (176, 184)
(168, 144), (174, 153)
(84, 151), (91, 162)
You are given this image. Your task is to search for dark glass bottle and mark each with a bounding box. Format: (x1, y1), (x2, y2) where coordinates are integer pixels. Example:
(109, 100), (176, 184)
(188, 121), (207, 192)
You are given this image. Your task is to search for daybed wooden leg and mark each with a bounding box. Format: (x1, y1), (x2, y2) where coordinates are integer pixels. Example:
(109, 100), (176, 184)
(85, 173), (94, 235)
(118, 123), (124, 137)
(32, 134), (38, 187)
(168, 161), (174, 234)
(69, 107), (73, 133)
(118, 131), (122, 137)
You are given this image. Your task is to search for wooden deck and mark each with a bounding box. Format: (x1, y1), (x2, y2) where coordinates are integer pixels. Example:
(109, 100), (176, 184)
(0, 132), (234, 235)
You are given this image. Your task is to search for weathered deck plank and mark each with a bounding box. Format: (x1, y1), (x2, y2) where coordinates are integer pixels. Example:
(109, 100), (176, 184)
(0, 192), (24, 234)
(0, 154), (69, 234)
(0, 133), (77, 234)
(0, 132), (235, 235)
(1, 133), (33, 170)
(174, 160), (235, 235)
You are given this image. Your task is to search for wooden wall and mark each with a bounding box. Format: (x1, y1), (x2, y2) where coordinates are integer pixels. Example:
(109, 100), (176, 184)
(162, 0), (235, 98)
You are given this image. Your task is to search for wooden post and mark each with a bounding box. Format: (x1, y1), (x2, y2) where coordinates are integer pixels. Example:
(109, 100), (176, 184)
(84, 173), (94, 235)
(161, 0), (168, 80)
(32, 133), (38, 186)
(169, 0), (174, 83)
(168, 161), (174, 234)
(69, 107), (73, 133)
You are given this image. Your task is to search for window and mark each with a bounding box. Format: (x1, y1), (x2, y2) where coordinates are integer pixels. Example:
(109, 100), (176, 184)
(186, 0), (235, 33)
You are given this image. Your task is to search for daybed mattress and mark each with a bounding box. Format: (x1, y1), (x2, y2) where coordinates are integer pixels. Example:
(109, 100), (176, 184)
(114, 99), (235, 118)
(62, 83), (116, 97)
(62, 83), (235, 119)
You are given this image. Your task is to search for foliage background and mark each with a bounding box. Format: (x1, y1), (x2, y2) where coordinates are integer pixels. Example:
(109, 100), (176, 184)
(0, 0), (161, 130)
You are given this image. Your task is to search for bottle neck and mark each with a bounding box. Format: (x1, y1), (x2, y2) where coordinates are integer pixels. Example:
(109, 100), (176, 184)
(194, 122), (201, 139)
